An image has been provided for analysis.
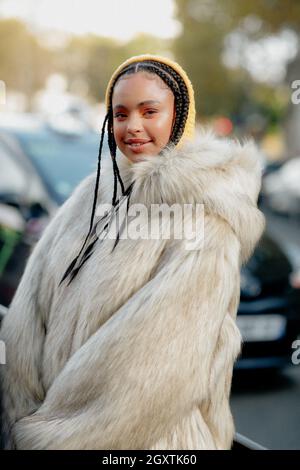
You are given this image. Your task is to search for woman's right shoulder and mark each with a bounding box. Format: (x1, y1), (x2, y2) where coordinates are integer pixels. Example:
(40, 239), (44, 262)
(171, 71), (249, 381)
(54, 172), (98, 224)
(65, 172), (97, 211)
(59, 162), (114, 220)
(33, 162), (115, 262)
(32, 172), (97, 254)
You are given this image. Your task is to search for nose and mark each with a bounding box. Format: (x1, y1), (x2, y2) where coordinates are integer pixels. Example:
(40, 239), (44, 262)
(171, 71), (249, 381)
(127, 113), (142, 134)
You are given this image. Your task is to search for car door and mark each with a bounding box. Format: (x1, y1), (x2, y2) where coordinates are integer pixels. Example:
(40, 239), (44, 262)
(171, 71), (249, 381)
(0, 139), (31, 306)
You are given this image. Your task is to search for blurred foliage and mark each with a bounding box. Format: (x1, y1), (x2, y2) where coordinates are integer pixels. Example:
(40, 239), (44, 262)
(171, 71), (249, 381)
(228, 0), (300, 33)
(0, 19), (53, 99)
(56, 35), (125, 101)
(57, 33), (171, 101)
(1, 0), (300, 125)
(124, 34), (172, 60)
(0, 18), (171, 105)
(173, 0), (300, 125)
(173, 0), (245, 116)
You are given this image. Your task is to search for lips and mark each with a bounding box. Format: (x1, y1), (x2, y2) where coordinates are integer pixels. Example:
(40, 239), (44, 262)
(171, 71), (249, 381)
(125, 139), (151, 144)
(124, 139), (152, 153)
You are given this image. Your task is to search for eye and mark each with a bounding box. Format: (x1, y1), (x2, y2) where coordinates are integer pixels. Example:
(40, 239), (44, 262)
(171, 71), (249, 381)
(144, 109), (158, 117)
(114, 113), (127, 120)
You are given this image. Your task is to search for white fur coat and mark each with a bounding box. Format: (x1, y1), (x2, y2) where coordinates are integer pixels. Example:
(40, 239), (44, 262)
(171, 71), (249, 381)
(0, 130), (265, 450)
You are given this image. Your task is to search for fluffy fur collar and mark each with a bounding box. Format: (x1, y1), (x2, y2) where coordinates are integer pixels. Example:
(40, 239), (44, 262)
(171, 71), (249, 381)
(112, 129), (265, 263)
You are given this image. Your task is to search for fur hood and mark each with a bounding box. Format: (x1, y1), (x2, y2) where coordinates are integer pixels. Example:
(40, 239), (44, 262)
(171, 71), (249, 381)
(118, 128), (264, 263)
(0, 130), (265, 450)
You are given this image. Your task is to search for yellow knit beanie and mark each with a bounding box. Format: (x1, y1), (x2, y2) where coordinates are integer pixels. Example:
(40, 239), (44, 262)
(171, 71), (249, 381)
(105, 54), (196, 148)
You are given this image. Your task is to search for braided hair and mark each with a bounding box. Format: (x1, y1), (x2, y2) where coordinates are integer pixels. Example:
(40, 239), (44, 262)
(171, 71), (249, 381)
(60, 60), (190, 285)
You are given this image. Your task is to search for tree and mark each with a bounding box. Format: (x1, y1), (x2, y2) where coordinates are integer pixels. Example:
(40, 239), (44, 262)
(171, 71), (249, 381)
(58, 33), (172, 103)
(223, 0), (300, 156)
(173, 0), (251, 117)
(0, 19), (53, 106)
(173, 0), (300, 152)
(124, 33), (172, 59)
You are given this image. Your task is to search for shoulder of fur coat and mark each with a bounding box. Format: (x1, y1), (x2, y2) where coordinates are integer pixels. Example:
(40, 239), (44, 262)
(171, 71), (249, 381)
(122, 128), (265, 263)
(0, 129), (265, 450)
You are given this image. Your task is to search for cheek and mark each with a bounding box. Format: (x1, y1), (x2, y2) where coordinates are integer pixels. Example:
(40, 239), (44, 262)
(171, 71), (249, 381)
(113, 123), (124, 145)
(150, 112), (174, 141)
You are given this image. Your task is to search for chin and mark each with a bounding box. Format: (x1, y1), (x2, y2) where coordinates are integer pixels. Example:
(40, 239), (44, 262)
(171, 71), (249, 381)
(125, 150), (157, 163)
(126, 153), (149, 163)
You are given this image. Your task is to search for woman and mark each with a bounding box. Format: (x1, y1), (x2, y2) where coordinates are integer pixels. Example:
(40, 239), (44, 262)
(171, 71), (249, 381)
(0, 54), (265, 450)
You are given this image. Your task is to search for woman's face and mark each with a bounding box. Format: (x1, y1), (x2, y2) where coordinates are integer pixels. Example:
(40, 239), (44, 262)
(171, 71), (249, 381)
(112, 71), (175, 162)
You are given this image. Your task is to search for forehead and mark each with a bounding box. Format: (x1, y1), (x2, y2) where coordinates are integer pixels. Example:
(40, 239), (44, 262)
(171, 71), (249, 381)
(112, 72), (173, 105)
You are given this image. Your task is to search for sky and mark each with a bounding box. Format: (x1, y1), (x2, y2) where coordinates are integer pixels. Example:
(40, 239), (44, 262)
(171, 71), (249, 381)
(0, 0), (180, 41)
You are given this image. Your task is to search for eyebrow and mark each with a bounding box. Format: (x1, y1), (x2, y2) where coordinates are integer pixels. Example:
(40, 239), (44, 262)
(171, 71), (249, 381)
(113, 100), (161, 111)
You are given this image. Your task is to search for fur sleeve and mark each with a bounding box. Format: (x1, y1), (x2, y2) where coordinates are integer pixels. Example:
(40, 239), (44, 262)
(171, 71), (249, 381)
(0, 220), (54, 448)
(0, 174), (95, 449)
(12, 214), (241, 450)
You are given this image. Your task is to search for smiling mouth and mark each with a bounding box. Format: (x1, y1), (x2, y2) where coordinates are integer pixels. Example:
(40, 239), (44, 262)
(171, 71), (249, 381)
(125, 141), (152, 152)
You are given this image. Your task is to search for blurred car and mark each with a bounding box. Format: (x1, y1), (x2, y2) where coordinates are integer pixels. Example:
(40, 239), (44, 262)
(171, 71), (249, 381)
(1, 115), (300, 371)
(262, 157), (300, 217)
(0, 112), (108, 306)
(235, 234), (300, 371)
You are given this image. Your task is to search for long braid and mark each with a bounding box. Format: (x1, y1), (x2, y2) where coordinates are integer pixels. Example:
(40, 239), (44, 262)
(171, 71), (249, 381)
(107, 116), (119, 207)
(108, 112), (125, 204)
(59, 112), (109, 285)
(60, 59), (190, 285)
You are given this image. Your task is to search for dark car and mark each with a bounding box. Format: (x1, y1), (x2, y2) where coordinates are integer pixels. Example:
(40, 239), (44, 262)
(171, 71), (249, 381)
(1, 116), (300, 371)
(0, 112), (108, 306)
(235, 234), (300, 370)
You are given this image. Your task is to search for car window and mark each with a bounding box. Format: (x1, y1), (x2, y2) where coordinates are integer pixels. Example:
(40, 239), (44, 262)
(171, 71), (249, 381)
(15, 131), (109, 204)
(0, 141), (27, 196)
